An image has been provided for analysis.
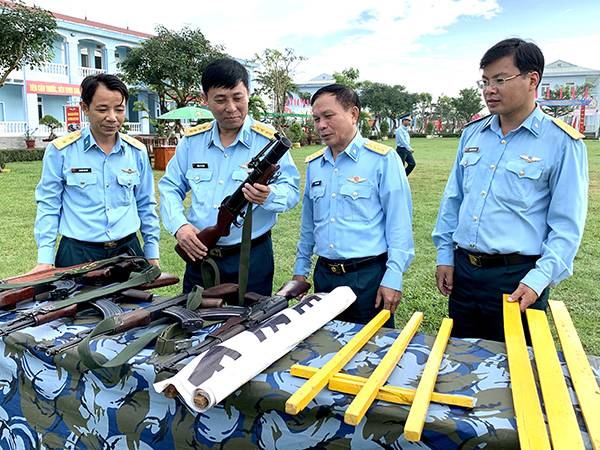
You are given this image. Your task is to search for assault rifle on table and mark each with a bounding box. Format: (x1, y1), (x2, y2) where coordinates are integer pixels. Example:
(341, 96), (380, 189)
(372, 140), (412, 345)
(0, 271), (180, 338)
(39, 283), (240, 357)
(0, 256), (152, 310)
(154, 279), (310, 376)
(175, 133), (292, 266)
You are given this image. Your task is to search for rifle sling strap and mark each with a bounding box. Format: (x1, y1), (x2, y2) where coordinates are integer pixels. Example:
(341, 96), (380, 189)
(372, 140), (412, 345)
(238, 205), (253, 306)
(77, 286), (204, 370)
(200, 258), (220, 290)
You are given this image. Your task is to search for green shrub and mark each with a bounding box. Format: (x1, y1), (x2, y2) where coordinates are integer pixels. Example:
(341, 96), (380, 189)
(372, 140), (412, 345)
(380, 120), (389, 137)
(0, 149), (46, 168)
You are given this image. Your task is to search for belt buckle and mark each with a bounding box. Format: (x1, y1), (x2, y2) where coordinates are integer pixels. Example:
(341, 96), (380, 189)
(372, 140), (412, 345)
(468, 254), (482, 267)
(329, 263), (346, 274)
(209, 248), (222, 258)
(104, 241), (118, 249)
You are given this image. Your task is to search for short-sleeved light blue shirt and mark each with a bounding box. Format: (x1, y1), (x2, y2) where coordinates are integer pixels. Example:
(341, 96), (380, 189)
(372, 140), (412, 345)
(432, 107), (588, 295)
(294, 133), (414, 291)
(158, 116), (300, 245)
(34, 126), (160, 264)
(395, 124), (411, 150)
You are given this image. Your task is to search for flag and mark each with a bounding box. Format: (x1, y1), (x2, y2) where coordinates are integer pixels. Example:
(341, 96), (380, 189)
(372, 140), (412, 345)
(546, 88), (550, 99)
(572, 87), (576, 99)
(559, 88), (563, 99)
(585, 87), (588, 99)
(424, 116), (428, 132)
(572, 115), (577, 129)
(437, 118), (442, 132)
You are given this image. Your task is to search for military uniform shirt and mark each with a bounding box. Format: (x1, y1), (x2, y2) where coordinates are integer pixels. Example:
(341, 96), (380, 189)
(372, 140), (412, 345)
(34, 126), (160, 264)
(432, 107), (588, 295)
(158, 116), (300, 245)
(395, 124), (412, 150)
(294, 133), (414, 291)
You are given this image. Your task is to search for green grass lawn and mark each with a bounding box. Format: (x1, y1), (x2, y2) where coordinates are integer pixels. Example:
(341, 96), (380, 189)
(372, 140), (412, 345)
(1, 137), (599, 355)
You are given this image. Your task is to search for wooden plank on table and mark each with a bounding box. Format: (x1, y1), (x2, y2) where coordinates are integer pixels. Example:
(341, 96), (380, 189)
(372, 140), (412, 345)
(285, 309), (391, 415)
(404, 318), (453, 442)
(549, 300), (600, 450)
(503, 295), (551, 450)
(344, 312), (423, 425)
(526, 308), (585, 449)
(290, 364), (475, 408)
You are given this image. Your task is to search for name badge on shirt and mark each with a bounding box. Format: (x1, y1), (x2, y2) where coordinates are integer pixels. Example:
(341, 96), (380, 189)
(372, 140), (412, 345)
(71, 168), (91, 173)
(311, 180), (322, 187)
(465, 147), (479, 153)
(192, 163), (208, 169)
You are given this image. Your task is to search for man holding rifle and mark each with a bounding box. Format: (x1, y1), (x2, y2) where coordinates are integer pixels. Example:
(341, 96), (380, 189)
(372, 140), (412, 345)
(159, 58), (300, 296)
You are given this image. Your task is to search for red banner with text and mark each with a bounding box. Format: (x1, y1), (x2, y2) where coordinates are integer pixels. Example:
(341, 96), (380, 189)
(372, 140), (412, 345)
(27, 81), (81, 96)
(65, 107), (81, 132)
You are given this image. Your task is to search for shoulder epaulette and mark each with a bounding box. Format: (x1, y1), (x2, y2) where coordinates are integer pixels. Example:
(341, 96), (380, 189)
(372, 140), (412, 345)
(552, 118), (584, 140)
(464, 115), (491, 129)
(364, 140), (393, 155)
(305, 148), (326, 163)
(52, 131), (82, 150)
(121, 134), (145, 150)
(251, 122), (277, 139)
(185, 122), (213, 137)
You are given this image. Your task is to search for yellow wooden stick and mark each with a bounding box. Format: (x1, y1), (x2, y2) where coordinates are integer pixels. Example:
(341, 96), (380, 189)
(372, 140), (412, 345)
(290, 365), (475, 408)
(549, 300), (600, 450)
(344, 312), (423, 425)
(285, 309), (391, 415)
(404, 318), (453, 441)
(503, 295), (551, 450)
(526, 308), (585, 449)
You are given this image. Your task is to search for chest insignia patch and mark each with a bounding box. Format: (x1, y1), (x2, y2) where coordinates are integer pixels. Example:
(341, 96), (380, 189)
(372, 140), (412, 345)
(347, 176), (366, 184)
(519, 155), (542, 163)
(311, 180), (322, 187)
(122, 168), (138, 174)
(192, 163), (208, 169)
(465, 147), (479, 153)
(71, 168), (91, 173)
(239, 163), (249, 169)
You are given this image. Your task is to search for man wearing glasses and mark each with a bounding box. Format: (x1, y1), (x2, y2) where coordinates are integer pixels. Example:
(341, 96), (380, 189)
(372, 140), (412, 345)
(432, 38), (588, 341)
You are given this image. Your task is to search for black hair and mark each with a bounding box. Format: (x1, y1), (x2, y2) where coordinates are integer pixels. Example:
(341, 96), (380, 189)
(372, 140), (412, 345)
(480, 38), (545, 87)
(202, 58), (249, 93)
(80, 73), (129, 106)
(311, 84), (361, 114)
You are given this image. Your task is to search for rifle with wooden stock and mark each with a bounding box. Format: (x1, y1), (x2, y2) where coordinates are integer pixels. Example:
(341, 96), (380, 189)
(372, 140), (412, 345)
(0, 256), (152, 310)
(175, 133), (292, 266)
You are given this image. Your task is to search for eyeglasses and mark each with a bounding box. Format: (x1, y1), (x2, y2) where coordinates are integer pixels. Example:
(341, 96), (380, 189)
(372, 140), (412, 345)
(476, 73), (523, 90)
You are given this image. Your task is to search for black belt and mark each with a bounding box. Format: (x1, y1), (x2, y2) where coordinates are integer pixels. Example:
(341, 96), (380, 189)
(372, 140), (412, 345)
(460, 248), (540, 268)
(63, 233), (136, 250)
(208, 231), (270, 258)
(320, 253), (387, 274)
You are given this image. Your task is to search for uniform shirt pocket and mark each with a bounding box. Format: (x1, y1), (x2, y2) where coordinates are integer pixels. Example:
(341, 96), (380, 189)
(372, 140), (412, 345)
(65, 172), (98, 207)
(310, 185), (326, 222)
(232, 170), (248, 184)
(340, 183), (373, 222)
(459, 152), (483, 195)
(116, 173), (141, 206)
(502, 160), (544, 208)
(186, 169), (213, 206)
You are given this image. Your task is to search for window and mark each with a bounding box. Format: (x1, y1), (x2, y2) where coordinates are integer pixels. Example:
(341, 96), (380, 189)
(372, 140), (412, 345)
(81, 47), (89, 67)
(37, 97), (44, 120)
(94, 48), (102, 69)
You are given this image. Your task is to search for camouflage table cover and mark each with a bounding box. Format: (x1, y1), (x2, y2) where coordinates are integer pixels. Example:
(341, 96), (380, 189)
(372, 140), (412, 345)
(0, 306), (598, 450)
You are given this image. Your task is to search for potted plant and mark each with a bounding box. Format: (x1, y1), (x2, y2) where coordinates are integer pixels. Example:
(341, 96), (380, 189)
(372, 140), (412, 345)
(39, 115), (62, 141)
(23, 128), (38, 149)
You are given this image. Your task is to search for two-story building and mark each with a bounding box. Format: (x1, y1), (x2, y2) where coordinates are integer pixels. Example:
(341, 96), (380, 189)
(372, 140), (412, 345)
(539, 60), (599, 137)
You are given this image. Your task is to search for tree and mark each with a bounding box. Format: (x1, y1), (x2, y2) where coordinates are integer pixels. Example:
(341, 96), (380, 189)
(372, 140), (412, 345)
(120, 25), (227, 136)
(252, 48), (306, 133)
(360, 82), (417, 128)
(332, 67), (362, 90)
(248, 94), (268, 121)
(432, 95), (454, 132)
(415, 92), (433, 133)
(39, 114), (62, 140)
(541, 82), (597, 118)
(0, 0), (59, 88)
(451, 87), (484, 126)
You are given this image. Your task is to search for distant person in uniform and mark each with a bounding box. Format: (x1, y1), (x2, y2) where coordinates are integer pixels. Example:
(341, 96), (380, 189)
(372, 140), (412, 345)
(432, 38), (588, 341)
(293, 84), (414, 328)
(395, 113), (416, 176)
(158, 58), (300, 296)
(32, 73), (160, 271)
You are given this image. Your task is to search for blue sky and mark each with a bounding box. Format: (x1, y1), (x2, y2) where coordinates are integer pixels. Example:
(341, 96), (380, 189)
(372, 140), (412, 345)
(31, 0), (600, 99)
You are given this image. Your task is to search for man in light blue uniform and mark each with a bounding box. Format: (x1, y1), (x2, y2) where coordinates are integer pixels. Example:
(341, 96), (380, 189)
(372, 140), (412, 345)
(395, 113), (416, 176)
(432, 38), (588, 341)
(32, 74), (160, 271)
(293, 84), (414, 327)
(159, 58), (300, 296)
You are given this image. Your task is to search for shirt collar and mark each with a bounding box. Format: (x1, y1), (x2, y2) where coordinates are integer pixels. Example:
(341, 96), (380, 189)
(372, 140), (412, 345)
(485, 107), (544, 138)
(209, 116), (252, 151)
(82, 127), (124, 153)
(322, 131), (364, 165)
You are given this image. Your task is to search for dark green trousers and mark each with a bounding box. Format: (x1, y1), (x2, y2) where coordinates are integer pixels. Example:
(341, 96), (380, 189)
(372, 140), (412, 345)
(314, 257), (394, 328)
(449, 248), (549, 342)
(55, 234), (143, 268)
